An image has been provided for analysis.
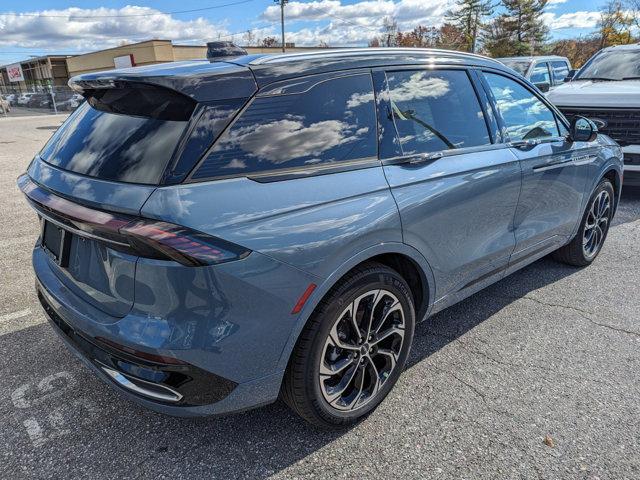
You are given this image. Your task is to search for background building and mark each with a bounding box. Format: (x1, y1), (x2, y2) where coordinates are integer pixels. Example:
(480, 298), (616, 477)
(0, 55), (73, 93)
(65, 39), (322, 77)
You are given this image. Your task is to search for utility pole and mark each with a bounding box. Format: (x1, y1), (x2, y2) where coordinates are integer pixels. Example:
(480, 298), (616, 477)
(274, 0), (288, 52)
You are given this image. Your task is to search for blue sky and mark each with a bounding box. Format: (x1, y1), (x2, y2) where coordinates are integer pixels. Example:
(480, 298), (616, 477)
(0, 0), (613, 65)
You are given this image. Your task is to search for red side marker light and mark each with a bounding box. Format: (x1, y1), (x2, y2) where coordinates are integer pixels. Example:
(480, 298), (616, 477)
(291, 283), (317, 314)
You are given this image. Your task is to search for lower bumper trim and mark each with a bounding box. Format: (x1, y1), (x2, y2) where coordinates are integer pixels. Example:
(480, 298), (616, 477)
(101, 366), (183, 403)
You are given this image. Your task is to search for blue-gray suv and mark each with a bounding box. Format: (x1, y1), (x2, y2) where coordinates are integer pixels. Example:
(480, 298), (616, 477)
(19, 49), (623, 428)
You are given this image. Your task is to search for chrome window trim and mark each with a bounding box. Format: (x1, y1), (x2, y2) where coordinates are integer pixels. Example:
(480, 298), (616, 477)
(381, 142), (513, 167)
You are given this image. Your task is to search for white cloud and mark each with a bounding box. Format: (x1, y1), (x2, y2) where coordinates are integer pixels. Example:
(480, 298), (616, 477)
(0, 2), (607, 54)
(546, 0), (569, 8)
(261, 0), (451, 44)
(542, 11), (601, 30)
(0, 6), (231, 50)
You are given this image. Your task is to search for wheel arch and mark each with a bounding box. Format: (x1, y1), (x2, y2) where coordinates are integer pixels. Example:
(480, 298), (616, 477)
(275, 242), (436, 373)
(569, 160), (622, 241)
(601, 166), (622, 213)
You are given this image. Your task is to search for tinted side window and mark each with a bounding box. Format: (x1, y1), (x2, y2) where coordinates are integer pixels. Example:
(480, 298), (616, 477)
(529, 63), (551, 84)
(551, 61), (570, 84)
(483, 72), (560, 142)
(387, 70), (490, 155)
(191, 74), (376, 179)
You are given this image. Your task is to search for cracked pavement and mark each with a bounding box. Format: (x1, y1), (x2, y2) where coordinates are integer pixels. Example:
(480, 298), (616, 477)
(1, 115), (639, 479)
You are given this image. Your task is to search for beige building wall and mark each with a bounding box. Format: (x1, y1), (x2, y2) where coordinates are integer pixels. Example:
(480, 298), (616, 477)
(172, 45), (208, 62)
(66, 40), (176, 77)
(66, 40), (329, 77)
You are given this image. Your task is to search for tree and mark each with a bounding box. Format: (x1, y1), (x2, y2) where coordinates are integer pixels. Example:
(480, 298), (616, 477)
(549, 37), (601, 68)
(381, 16), (399, 47)
(436, 23), (467, 50)
(445, 0), (494, 53)
(261, 36), (279, 47)
(627, 0), (640, 29)
(598, 0), (634, 48)
(484, 0), (549, 57)
(242, 30), (255, 47)
(396, 25), (440, 47)
(369, 23), (465, 50)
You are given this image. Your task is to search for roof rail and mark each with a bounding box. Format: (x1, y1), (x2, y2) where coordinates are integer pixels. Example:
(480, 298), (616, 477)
(249, 47), (498, 65)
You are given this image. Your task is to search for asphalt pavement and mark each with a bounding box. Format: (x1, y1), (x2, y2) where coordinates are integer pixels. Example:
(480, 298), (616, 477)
(1, 115), (639, 479)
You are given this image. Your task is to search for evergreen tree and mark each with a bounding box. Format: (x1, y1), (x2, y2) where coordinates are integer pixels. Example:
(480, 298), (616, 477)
(484, 0), (548, 57)
(446, 0), (495, 53)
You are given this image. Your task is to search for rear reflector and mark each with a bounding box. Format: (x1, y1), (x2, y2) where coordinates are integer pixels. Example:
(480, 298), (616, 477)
(291, 283), (317, 314)
(18, 174), (250, 267)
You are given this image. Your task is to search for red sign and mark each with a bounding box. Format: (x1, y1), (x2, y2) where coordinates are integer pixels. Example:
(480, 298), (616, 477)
(7, 63), (24, 82)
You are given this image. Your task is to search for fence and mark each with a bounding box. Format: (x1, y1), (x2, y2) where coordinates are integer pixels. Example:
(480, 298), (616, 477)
(1, 86), (83, 115)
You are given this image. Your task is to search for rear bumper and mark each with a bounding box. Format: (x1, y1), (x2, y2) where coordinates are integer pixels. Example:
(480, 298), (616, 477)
(33, 244), (320, 416)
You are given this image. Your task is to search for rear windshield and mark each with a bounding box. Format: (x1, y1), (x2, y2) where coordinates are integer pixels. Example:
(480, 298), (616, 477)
(499, 59), (531, 76)
(39, 102), (187, 184)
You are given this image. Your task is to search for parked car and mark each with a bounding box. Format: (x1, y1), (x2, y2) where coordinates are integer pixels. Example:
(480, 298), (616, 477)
(27, 93), (52, 109)
(19, 48), (623, 428)
(547, 44), (640, 187)
(58, 93), (84, 111)
(4, 93), (17, 106)
(16, 92), (37, 106)
(497, 55), (572, 92)
(0, 95), (10, 113)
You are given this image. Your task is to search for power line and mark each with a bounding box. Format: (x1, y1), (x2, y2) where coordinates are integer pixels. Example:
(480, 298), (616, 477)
(0, 1), (256, 18)
(0, 23), (278, 59)
(274, 0), (289, 53)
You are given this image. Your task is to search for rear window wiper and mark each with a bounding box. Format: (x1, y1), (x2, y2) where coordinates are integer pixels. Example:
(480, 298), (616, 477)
(621, 77), (640, 81)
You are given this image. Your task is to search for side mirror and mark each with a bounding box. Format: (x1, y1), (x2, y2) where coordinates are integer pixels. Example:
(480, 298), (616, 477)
(570, 116), (598, 142)
(564, 69), (577, 82)
(534, 81), (550, 93)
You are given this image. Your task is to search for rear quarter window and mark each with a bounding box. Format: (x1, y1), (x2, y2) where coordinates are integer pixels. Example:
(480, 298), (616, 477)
(40, 103), (188, 185)
(190, 73), (377, 180)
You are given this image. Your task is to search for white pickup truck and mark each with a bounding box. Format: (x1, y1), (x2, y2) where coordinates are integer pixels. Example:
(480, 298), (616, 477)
(547, 44), (640, 187)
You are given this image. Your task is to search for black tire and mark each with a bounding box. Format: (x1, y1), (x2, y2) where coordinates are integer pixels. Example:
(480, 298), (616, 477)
(552, 178), (614, 266)
(281, 261), (416, 429)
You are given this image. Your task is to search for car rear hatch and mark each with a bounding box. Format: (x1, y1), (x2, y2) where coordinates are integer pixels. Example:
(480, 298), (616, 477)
(21, 60), (257, 318)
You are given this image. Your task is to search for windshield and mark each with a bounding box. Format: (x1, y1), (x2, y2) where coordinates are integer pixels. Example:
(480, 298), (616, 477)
(498, 59), (531, 76)
(577, 49), (640, 81)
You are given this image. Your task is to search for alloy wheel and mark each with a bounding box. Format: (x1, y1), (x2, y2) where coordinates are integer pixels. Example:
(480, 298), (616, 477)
(583, 190), (611, 259)
(318, 289), (405, 412)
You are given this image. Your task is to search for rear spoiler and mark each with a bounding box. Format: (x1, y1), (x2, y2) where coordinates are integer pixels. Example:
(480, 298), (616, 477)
(68, 60), (257, 103)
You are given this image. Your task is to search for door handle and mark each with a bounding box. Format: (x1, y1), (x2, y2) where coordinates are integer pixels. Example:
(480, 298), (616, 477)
(407, 151), (444, 165)
(509, 140), (538, 150)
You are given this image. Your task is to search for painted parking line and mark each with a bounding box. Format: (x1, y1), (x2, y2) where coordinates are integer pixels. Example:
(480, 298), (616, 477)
(0, 308), (31, 324)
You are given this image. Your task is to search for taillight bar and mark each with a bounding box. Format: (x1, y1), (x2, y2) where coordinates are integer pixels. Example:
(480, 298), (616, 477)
(18, 174), (250, 267)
